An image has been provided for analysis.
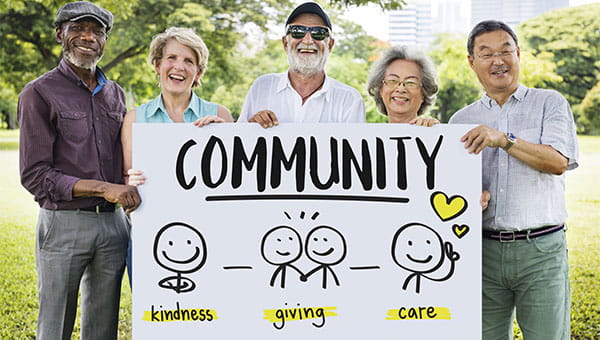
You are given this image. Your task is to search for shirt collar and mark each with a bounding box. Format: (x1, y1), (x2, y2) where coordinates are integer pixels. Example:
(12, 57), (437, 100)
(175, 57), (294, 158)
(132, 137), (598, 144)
(91, 69), (107, 95)
(276, 72), (290, 93)
(480, 84), (527, 109)
(512, 84), (527, 101)
(58, 58), (107, 95)
(279, 71), (332, 102)
(187, 92), (202, 118)
(146, 92), (201, 120)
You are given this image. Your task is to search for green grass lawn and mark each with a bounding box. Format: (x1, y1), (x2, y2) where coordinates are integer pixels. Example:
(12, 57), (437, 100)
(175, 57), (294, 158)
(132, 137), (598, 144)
(1, 131), (598, 339)
(564, 136), (600, 339)
(0, 129), (19, 150)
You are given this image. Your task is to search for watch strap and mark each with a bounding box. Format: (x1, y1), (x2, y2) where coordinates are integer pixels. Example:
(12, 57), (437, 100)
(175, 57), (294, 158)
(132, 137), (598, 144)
(503, 133), (516, 151)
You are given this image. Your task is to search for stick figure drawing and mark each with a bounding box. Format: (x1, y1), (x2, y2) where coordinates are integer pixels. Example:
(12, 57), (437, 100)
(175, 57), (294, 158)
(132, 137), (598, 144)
(301, 226), (347, 289)
(261, 226), (304, 288)
(153, 222), (207, 294)
(391, 222), (460, 294)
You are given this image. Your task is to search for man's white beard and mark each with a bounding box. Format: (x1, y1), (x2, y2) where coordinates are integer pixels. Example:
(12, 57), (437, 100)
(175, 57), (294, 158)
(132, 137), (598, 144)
(63, 48), (102, 71)
(286, 41), (329, 77)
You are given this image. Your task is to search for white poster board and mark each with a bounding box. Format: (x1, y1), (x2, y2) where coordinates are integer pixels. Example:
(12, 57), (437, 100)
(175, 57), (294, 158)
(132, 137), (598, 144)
(132, 123), (481, 339)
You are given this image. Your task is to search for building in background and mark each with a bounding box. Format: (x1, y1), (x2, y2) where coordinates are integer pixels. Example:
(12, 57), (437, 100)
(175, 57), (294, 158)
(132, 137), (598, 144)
(432, 0), (470, 36)
(387, 0), (571, 47)
(388, 0), (433, 47)
(388, 0), (469, 47)
(471, 0), (569, 28)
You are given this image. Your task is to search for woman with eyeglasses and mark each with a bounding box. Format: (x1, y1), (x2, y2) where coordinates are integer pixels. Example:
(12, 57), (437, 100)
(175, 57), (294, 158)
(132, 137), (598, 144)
(367, 45), (440, 126)
(367, 46), (491, 208)
(120, 27), (234, 285)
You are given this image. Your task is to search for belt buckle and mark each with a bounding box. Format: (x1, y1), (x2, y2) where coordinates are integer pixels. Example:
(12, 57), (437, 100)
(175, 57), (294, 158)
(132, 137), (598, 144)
(95, 205), (101, 214)
(499, 231), (515, 243)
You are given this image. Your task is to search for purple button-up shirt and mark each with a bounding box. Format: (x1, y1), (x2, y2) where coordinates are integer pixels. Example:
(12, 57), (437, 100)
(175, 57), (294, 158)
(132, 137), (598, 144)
(18, 59), (126, 210)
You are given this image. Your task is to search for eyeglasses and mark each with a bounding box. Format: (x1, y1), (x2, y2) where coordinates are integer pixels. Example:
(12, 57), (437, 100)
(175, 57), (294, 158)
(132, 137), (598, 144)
(382, 78), (421, 90)
(286, 25), (330, 41)
(476, 50), (515, 61)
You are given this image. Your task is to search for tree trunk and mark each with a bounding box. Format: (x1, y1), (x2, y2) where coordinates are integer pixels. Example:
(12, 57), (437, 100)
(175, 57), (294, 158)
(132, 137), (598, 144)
(1, 110), (17, 129)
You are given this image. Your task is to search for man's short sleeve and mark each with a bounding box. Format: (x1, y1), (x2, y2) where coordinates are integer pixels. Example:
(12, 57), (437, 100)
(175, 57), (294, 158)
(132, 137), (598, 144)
(540, 91), (579, 170)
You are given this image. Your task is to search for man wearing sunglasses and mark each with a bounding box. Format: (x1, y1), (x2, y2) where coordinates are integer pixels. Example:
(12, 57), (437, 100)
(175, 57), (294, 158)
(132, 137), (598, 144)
(238, 2), (365, 127)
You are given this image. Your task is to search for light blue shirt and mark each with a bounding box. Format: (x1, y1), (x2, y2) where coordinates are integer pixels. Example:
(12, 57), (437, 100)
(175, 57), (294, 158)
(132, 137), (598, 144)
(136, 92), (217, 123)
(450, 84), (579, 231)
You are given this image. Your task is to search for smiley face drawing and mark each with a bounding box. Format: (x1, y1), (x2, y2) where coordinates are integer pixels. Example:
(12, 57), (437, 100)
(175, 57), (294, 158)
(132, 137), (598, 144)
(301, 226), (347, 289)
(261, 226), (303, 288)
(391, 222), (460, 294)
(153, 222), (207, 294)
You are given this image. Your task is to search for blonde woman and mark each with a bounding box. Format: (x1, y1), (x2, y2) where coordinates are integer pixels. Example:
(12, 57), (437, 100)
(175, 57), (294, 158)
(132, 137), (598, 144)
(121, 27), (233, 284)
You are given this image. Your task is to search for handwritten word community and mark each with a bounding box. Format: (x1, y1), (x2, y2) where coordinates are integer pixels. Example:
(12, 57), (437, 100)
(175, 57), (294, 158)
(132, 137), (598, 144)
(175, 135), (444, 196)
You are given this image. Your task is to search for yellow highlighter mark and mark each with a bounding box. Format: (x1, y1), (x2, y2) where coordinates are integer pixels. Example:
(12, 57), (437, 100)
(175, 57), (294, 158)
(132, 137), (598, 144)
(264, 306), (337, 330)
(386, 306), (451, 320)
(142, 302), (218, 322)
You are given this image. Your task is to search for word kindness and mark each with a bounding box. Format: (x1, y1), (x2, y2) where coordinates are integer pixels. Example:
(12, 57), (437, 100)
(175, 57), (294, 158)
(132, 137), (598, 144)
(175, 135), (444, 194)
(143, 302), (217, 322)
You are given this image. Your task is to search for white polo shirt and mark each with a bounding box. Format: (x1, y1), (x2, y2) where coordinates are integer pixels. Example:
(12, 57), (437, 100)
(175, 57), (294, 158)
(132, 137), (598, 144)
(238, 72), (365, 123)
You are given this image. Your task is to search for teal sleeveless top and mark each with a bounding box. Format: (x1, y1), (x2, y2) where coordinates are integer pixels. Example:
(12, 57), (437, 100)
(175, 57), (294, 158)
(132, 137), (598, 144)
(136, 92), (217, 123)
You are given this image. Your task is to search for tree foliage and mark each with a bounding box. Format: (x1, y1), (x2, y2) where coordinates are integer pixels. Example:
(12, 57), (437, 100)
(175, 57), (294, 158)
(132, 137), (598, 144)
(578, 81), (600, 135)
(0, 82), (18, 129)
(519, 51), (562, 89)
(518, 3), (600, 106)
(428, 34), (481, 123)
(329, 0), (406, 11)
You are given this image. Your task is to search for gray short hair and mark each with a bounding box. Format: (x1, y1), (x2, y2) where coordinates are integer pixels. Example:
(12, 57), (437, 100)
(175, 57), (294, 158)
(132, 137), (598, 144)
(367, 45), (439, 116)
(148, 27), (209, 88)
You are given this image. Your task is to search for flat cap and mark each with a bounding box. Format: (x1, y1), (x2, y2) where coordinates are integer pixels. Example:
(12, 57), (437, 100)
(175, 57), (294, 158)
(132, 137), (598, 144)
(286, 2), (332, 30)
(54, 1), (113, 32)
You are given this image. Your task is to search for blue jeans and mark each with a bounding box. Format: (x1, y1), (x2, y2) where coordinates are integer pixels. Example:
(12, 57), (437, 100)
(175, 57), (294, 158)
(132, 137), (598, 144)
(482, 230), (570, 340)
(35, 208), (130, 340)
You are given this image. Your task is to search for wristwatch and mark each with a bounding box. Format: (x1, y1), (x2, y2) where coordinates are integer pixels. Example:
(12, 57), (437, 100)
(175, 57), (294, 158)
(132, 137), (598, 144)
(503, 133), (517, 151)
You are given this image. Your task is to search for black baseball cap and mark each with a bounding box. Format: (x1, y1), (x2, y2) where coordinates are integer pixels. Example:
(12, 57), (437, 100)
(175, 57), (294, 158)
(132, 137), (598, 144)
(285, 2), (332, 30)
(54, 1), (114, 32)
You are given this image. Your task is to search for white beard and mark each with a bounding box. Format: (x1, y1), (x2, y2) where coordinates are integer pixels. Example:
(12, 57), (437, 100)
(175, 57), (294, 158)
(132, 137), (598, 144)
(286, 40), (329, 77)
(63, 48), (102, 71)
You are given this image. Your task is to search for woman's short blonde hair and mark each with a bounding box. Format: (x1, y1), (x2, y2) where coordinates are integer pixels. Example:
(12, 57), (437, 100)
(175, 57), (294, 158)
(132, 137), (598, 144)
(148, 27), (209, 87)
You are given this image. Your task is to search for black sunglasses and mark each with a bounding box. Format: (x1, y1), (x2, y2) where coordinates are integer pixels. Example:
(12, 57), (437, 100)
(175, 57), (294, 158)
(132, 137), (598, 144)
(286, 25), (330, 41)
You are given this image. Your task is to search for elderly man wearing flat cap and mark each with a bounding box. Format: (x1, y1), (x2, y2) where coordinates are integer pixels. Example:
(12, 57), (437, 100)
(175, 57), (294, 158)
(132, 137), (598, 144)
(18, 1), (140, 339)
(239, 2), (365, 127)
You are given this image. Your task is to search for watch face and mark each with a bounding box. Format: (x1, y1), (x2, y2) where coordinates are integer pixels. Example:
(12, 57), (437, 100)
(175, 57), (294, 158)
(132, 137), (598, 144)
(504, 133), (516, 151)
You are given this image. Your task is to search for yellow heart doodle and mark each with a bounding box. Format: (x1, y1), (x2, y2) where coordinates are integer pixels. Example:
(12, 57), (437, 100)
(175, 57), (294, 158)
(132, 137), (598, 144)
(452, 224), (470, 239)
(431, 191), (468, 222)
